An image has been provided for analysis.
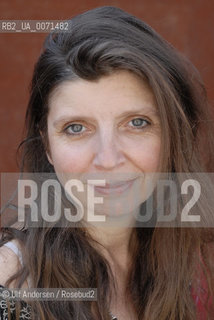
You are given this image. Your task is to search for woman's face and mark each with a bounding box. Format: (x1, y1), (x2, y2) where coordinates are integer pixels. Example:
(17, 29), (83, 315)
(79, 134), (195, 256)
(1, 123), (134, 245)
(46, 70), (162, 222)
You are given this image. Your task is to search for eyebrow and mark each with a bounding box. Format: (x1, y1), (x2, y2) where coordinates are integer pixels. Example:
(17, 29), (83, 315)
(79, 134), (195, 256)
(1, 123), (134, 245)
(53, 107), (159, 128)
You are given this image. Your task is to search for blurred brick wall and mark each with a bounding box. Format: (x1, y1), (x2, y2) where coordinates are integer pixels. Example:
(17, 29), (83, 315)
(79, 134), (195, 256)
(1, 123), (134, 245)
(0, 0), (213, 172)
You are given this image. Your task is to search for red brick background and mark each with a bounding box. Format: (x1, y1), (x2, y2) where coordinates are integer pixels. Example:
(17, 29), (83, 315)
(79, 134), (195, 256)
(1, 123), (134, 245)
(0, 0), (213, 172)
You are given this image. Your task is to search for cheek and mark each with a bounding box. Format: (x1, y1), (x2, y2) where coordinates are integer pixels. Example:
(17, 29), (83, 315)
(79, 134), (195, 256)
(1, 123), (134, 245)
(48, 140), (92, 173)
(129, 137), (162, 172)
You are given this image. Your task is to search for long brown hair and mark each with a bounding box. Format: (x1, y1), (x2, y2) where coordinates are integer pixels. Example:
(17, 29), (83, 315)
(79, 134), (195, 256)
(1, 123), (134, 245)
(1, 6), (214, 319)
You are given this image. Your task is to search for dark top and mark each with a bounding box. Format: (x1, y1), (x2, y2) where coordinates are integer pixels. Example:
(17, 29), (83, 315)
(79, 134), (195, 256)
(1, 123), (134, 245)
(0, 286), (117, 319)
(0, 286), (31, 320)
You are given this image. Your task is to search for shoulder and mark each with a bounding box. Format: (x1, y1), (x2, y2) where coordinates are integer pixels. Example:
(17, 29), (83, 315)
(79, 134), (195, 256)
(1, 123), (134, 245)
(0, 239), (22, 287)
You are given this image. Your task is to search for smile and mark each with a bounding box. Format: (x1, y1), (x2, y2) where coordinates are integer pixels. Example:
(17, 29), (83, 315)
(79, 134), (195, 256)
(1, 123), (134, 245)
(90, 178), (137, 195)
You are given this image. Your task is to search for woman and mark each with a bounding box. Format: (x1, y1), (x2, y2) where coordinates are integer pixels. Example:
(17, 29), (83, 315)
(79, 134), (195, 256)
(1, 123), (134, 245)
(0, 6), (214, 320)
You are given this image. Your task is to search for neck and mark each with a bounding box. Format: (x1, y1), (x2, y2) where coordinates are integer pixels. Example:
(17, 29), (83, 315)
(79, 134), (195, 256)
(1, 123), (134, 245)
(87, 224), (137, 271)
(85, 207), (139, 272)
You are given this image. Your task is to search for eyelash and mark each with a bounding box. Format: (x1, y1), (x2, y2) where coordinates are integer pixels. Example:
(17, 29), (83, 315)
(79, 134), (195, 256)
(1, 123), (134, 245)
(128, 118), (150, 130)
(64, 123), (87, 135)
(63, 117), (151, 136)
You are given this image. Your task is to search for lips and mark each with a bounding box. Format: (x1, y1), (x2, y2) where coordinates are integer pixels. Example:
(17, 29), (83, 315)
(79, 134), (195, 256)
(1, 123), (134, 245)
(90, 178), (137, 195)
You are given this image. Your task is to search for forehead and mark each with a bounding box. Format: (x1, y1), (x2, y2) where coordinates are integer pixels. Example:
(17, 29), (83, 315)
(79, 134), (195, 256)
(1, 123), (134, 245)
(48, 70), (158, 118)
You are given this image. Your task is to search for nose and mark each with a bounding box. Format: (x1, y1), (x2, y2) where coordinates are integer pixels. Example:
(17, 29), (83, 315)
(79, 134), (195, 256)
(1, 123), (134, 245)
(92, 130), (126, 170)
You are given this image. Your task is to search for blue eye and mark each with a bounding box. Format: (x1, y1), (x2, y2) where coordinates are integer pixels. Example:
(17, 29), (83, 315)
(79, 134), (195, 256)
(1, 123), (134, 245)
(65, 123), (86, 135)
(129, 118), (149, 128)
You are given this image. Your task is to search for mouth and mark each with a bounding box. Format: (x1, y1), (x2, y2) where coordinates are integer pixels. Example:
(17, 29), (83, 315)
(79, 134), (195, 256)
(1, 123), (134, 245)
(89, 178), (137, 195)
